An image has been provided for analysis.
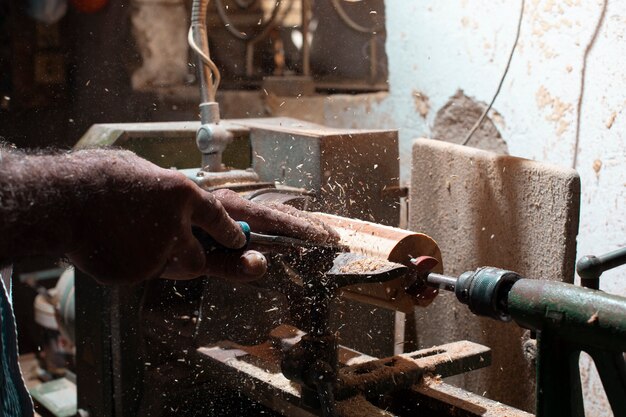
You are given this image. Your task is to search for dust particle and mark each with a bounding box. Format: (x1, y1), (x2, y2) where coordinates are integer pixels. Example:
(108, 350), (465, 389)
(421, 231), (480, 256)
(587, 311), (599, 324)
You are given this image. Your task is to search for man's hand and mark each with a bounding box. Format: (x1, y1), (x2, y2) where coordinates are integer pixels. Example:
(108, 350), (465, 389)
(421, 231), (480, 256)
(61, 150), (264, 284)
(0, 148), (338, 285)
(213, 189), (339, 244)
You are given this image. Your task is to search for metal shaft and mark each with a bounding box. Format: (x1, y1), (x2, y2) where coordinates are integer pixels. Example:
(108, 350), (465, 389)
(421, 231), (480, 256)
(426, 272), (457, 292)
(427, 268), (522, 322)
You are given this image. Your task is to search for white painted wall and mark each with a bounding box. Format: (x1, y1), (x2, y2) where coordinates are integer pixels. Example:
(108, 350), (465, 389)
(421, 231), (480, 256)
(384, 0), (625, 283)
(331, 0), (624, 415)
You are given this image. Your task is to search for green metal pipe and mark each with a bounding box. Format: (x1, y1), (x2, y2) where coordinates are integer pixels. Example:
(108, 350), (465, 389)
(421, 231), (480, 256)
(425, 267), (626, 416)
(508, 279), (626, 352)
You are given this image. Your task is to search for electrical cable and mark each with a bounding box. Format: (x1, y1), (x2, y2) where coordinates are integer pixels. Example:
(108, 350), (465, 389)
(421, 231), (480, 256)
(190, 0), (220, 102)
(214, 0), (284, 41)
(189, 0), (294, 100)
(188, 27), (221, 100)
(461, 0), (525, 146)
(330, 0), (382, 34)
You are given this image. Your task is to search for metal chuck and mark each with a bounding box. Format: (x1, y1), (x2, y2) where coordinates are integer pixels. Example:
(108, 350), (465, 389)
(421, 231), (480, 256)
(412, 258), (522, 322)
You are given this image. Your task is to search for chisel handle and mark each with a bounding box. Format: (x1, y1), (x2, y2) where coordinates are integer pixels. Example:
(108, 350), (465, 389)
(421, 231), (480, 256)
(192, 221), (251, 253)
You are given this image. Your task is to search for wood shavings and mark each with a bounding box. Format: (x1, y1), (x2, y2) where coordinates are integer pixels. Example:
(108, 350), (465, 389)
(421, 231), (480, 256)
(422, 372), (443, 385)
(606, 111), (617, 129)
(587, 311), (599, 324)
(339, 257), (390, 274)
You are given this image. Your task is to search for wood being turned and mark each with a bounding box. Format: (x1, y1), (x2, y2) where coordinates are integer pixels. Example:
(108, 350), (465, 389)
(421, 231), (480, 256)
(313, 213), (443, 312)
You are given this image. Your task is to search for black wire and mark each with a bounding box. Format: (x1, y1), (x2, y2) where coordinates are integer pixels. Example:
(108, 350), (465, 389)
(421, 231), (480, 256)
(461, 0), (525, 146)
(214, 0), (284, 41)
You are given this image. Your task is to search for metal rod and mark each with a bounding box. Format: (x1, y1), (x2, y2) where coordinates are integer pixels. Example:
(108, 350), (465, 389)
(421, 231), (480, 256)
(577, 247), (626, 289)
(594, 247), (626, 273)
(301, 0), (311, 76)
(427, 273), (457, 292)
(249, 232), (344, 251)
(246, 42), (254, 77)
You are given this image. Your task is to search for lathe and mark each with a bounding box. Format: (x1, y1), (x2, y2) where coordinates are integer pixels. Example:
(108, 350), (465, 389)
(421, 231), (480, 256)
(72, 110), (626, 417)
(70, 2), (626, 416)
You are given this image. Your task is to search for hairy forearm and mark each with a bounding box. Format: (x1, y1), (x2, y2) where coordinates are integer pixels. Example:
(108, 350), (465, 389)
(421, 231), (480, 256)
(0, 145), (336, 283)
(0, 147), (136, 263)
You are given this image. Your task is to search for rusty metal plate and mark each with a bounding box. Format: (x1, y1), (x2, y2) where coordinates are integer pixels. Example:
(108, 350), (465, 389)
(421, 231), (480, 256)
(395, 381), (534, 417)
(197, 337), (492, 416)
(337, 341), (491, 399)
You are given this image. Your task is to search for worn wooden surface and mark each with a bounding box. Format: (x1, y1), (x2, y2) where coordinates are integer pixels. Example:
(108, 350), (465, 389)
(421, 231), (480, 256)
(409, 138), (580, 411)
(314, 213), (443, 312)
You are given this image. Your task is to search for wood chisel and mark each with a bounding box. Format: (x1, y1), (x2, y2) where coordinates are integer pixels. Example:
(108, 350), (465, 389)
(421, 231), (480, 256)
(192, 221), (345, 253)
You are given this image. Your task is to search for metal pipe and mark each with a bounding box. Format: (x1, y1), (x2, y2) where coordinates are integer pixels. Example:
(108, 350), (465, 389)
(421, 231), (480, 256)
(509, 279), (626, 352)
(191, 0), (234, 171)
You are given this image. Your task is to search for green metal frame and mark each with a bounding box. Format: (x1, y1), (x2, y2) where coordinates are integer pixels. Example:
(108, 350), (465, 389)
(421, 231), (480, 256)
(509, 279), (626, 417)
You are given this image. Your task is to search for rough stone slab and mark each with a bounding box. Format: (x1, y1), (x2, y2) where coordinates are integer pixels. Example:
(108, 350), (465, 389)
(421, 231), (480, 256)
(409, 138), (580, 411)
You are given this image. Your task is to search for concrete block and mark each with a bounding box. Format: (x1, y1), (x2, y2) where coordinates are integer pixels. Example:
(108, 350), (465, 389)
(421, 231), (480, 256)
(409, 138), (580, 411)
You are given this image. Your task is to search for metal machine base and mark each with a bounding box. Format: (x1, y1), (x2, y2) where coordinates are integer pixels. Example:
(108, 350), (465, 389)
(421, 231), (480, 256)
(196, 324), (531, 417)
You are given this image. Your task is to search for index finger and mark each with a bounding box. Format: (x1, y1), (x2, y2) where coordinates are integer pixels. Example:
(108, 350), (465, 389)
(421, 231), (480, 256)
(190, 189), (247, 249)
(213, 190), (338, 243)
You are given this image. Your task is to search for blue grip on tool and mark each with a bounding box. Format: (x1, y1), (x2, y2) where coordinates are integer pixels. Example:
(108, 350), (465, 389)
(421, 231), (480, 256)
(192, 221), (251, 252)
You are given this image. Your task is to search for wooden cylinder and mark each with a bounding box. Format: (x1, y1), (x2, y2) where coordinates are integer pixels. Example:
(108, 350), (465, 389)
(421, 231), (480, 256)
(313, 213), (443, 313)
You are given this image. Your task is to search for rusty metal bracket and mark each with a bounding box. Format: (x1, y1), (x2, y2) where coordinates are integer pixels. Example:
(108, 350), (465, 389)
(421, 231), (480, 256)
(384, 382), (534, 417)
(196, 328), (494, 417)
(336, 340), (490, 400)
